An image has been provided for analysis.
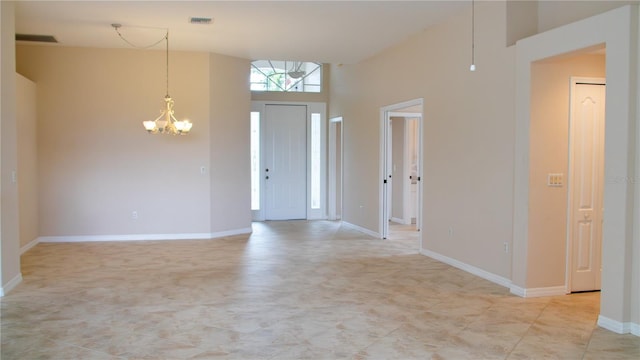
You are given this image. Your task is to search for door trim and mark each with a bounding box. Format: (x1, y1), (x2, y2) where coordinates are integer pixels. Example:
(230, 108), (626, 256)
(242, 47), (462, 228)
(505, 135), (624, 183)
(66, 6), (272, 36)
(565, 76), (606, 293)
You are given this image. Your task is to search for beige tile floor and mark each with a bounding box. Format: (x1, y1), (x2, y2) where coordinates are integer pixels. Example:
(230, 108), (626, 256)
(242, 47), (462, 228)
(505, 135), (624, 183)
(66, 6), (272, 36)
(1, 220), (638, 359)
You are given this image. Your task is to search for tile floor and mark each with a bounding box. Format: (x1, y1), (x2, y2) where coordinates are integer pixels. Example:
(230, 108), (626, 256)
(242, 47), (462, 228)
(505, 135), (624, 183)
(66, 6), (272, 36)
(1, 220), (638, 359)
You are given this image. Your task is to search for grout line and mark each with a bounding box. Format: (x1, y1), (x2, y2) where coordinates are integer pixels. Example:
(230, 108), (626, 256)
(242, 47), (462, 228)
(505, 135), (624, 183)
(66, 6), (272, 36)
(50, 339), (128, 359)
(503, 299), (552, 358)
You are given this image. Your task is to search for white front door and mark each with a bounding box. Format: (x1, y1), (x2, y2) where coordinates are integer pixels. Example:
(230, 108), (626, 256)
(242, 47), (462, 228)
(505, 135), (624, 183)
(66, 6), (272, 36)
(264, 105), (307, 220)
(568, 79), (605, 292)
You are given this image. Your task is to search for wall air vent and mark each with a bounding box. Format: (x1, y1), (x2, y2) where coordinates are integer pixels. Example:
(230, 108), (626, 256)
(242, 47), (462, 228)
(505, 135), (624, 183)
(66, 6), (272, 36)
(16, 34), (58, 43)
(189, 17), (213, 25)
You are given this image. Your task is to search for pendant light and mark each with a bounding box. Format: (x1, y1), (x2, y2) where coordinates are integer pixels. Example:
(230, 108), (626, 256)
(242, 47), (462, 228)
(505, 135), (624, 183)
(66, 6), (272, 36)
(112, 24), (192, 135)
(470, 0), (476, 72)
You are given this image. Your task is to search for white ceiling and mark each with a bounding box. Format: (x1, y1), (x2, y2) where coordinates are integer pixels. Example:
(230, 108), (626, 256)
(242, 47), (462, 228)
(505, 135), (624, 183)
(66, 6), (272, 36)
(14, 1), (468, 64)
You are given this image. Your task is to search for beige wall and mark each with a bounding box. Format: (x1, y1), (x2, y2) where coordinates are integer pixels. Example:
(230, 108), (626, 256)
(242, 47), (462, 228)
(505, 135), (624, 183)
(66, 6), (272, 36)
(209, 53), (252, 233)
(16, 73), (38, 248)
(527, 53), (605, 288)
(16, 45), (214, 237)
(330, 1), (516, 278)
(1, 0), (22, 294)
(506, 0), (538, 46)
(538, 0), (640, 33)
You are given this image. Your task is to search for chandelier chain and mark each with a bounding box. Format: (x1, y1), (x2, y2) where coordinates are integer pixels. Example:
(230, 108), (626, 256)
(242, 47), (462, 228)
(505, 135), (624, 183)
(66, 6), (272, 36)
(113, 25), (167, 50)
(165, 32), (169, 97)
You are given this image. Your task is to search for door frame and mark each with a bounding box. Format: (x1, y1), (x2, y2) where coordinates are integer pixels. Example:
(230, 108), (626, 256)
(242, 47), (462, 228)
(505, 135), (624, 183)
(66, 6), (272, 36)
(328, 116), (343, 220)
(565, 76), (606, 293)
(251, 101), (327, 221)
(379, 99), (424, 240)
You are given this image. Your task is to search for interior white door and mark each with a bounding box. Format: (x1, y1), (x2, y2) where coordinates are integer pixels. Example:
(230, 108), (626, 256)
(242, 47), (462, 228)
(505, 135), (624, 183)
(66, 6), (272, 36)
(569, 81), (605, 292)
(264, 105), (307, 220)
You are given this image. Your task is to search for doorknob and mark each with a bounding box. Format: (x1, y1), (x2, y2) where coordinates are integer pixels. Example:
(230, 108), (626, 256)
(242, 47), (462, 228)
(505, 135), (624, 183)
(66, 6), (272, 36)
(584, 213), (591, 219)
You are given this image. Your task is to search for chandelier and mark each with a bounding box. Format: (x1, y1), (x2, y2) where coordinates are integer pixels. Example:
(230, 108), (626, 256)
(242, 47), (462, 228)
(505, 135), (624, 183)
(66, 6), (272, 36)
(112, 24), (192, 135)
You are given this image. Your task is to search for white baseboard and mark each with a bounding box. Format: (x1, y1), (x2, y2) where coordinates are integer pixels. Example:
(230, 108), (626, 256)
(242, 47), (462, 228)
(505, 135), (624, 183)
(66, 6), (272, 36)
(509, 285), (526, 297)
(598, 315), (632, 334)
(38, 227), (253, 243)
(0, 273), (23, 297)
(390, 217), (404, 224)
(597, 317), (640, 337)
(210, 227), (253, 239)
(510, 285), (566, 298)
(20, 237), (40, 254)
(341, 221), (381, 238)
(419, 248), (512, 289)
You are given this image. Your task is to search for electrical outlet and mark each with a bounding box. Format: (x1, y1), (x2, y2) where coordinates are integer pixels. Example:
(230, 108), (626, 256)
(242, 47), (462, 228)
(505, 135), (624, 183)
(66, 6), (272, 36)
(132, 211), (138, 220)
(448, 227), (453, 237)
(503, 242), (509, 253)
(200, 166), (206, 174)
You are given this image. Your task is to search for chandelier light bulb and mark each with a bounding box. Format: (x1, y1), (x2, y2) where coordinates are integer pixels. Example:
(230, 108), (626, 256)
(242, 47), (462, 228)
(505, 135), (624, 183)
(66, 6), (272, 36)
(470, 64), (476, 72)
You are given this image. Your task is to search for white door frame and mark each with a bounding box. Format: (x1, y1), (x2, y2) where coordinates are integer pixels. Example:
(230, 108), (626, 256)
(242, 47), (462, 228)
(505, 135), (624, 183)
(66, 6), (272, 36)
(565, 76), (606, 293)
(379, 99), (424, 240)
(251, 101), (327, 221)
(328, 116), (343, 220)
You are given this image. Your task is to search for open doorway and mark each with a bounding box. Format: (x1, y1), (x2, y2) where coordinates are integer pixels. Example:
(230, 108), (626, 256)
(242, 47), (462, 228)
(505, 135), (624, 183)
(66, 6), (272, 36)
(388, 114), (420, 224)
(380, 99), (423, 249)
(527, 50), (605, 297)
(328, 117), (343, 221)
(513, 4), (637, 336)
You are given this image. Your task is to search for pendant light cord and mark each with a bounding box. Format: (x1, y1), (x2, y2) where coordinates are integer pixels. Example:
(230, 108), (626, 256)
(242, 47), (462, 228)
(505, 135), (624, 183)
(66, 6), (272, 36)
(471, 0), (475, 66)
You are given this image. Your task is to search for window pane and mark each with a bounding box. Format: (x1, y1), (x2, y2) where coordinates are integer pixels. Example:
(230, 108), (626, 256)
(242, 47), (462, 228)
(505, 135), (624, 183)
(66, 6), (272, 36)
(250, 60), (321, 93)
(250, 112), (260, 211)
(311, 113), (321, 209)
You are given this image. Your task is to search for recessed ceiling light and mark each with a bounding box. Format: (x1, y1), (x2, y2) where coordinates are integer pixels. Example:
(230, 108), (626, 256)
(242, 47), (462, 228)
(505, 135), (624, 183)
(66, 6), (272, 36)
(189, 17), (213, 25)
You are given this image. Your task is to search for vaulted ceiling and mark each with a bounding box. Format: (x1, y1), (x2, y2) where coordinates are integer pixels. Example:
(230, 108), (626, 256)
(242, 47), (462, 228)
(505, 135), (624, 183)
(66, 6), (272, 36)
(15, 1), (468, 64)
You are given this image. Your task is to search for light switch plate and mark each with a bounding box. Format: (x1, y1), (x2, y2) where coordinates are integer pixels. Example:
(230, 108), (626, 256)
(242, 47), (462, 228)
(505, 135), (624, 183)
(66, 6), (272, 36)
(547, 173), (563, 187)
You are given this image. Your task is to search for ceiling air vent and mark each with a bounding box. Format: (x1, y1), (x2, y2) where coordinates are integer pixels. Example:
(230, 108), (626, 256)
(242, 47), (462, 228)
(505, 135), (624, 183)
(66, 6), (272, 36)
(16, 34), (58, 43)
(189, 17), (213, 25)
